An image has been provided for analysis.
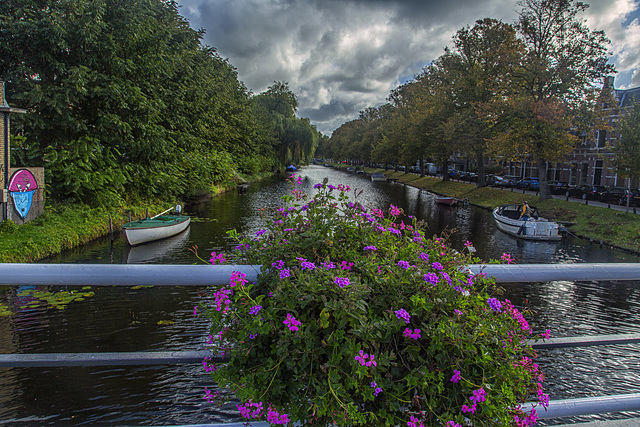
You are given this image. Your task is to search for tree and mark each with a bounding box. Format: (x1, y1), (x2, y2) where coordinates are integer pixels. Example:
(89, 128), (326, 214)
(503, 0), (614, 200)
(447, 19), (524, 187)
(1, 0), (272, 204)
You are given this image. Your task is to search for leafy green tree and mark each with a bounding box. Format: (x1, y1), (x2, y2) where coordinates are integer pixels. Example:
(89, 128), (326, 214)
(253, 82), (318, 167)
(501, 0), (615, 200)
(1, 0), (266, 204)
(446, 19), (524, 187)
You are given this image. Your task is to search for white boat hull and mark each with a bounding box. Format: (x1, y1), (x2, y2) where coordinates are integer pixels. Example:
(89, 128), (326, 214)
(493, 206), (562, 241)
(124, 217), (191, 246)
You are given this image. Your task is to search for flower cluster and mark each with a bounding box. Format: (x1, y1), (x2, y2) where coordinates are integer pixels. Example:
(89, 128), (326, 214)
(201, 179), (543, 427)
(403, 328), (421, 340)
(283, 313), (301, 332)
(355, 350), (377, 367)
(209, 251), (226, 265)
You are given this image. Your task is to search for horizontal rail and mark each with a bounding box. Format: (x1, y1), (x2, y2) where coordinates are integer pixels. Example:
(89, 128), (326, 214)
(0, 263), (640, 286)
(2, 333), (640, 367)
(530, 333), (640, 349)
(0, 350), (217, 367)
(466, 263), (640, 283)
(537, 393), (640, 420)
(0, 264), (261, 286)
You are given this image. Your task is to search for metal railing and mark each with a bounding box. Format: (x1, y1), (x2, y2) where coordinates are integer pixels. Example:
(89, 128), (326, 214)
(1, 262), (640, 424)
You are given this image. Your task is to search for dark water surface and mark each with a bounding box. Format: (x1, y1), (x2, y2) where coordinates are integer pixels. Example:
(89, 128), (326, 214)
(1, 165), (640, 425)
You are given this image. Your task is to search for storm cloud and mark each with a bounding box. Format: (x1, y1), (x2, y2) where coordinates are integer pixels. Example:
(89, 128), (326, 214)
(177, 0), (640, 135)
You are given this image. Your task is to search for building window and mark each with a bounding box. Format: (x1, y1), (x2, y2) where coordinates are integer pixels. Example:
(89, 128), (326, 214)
(597, 130), (607, 148)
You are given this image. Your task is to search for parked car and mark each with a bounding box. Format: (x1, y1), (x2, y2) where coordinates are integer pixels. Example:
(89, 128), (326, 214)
(517, 177), (540, 190)
(599, 187), (628, 204)
(618, 189), (640, 207)
(496, 175), (519, 187)
(549, 180), (570, 195)
(568, 184), (606, 200)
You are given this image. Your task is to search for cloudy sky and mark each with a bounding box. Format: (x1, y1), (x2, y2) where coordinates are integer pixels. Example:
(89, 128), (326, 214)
(177, 0), (640, 135)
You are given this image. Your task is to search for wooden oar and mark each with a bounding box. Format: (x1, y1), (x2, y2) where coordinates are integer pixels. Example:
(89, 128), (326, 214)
(151, 206), (175, 219)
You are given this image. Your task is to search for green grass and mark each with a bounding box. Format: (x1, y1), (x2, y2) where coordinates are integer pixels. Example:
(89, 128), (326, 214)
(0, 202), (166, 263)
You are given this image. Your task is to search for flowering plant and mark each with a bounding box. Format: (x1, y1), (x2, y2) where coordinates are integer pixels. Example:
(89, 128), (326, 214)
(203, 178), (548, 426)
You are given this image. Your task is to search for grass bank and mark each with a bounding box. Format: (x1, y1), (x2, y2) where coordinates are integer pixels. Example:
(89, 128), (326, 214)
(338, 165), (640, 255)
(0, 171), (275, 263)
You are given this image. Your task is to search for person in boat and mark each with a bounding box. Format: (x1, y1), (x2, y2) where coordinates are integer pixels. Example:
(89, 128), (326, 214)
(519, 201), (530, 221)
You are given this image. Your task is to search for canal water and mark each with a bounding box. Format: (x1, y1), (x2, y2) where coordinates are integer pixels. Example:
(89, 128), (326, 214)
(1, 165), (640, 425)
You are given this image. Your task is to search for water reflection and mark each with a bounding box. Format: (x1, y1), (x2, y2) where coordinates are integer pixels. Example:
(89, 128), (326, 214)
(2, 165), (640, 424)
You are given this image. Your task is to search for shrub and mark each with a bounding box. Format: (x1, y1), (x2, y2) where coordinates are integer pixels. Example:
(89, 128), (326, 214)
(203, 177), (548, 426)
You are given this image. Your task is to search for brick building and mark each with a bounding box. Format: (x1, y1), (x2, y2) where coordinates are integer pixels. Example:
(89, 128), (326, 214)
(504, 77), (640, 189)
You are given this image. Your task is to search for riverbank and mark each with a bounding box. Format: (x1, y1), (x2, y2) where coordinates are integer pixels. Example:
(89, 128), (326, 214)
(0, 171), (274, 263)
(334, 164), (640, 255)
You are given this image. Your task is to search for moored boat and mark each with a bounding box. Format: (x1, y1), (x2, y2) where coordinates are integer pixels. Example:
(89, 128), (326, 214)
(435, 197), (459, 206)
(370, 172), (387, 182)
(492, 204), (562, 241)
(122, 206), (191, 246)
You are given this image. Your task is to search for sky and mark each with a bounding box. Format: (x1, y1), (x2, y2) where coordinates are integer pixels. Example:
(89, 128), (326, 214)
(177, 0), (640, 136)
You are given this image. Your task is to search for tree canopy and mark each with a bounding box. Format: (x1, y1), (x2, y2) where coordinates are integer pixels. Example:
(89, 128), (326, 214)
(1, 0), (318, 205)
(326, 0), (615, 201)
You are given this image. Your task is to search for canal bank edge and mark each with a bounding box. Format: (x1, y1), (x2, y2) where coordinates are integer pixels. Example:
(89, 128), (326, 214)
(0, 171), (276, 263)
(331, 164), (640, 256)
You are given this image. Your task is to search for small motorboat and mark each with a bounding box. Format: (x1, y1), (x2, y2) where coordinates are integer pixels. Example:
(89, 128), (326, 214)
(435, 197), (459, 206)
(371, 172), (387, 182)
(492, 204), (562, 241)
(122, 206), (191, 246)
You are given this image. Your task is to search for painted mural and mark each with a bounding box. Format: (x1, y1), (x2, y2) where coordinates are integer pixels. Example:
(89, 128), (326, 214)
(8, 169), (38, 219)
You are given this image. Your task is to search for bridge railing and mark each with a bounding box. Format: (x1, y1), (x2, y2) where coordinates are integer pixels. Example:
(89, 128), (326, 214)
(1, 262), (640, 424)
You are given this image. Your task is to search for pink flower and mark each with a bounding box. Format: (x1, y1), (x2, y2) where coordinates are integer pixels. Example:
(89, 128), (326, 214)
(283, 313), (301, 332)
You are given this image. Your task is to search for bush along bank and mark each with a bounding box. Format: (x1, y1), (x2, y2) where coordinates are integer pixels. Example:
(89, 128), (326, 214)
(0, 202), (166, 263)
(0, 171), (278, 263)
(201, 177), (549, 426)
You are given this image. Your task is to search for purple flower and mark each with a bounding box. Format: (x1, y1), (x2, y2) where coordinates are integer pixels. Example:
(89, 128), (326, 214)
(313, 183), (323, 189)
(423, 272), (439, 285)
(355, 350), (377, 367)
(419, 252), (429, 261)
(407, 415), (424, 427)
(249, 333), (257, 339)
(279, 269), (291, 279)
(471, 387), (486, 404)
(364, 245), (377, 251)
(210, 251), (226, 265)
(446, 422), (462, 427)
(321, 261), (336, 269)
(283, 313), (301, 332)
(395, 308), (411, 324)
(301, 261), (316, 270)
(403, 328), (421, 339)
(249, 305), (262, 315)
(488, 297), (503, 313)
(451, 369), (462, 383)
(272, 260), (285, 270)
(390, 204), (402, 216)
(397, 260), (410, 270)
(431, 262), (443, 271)
(255, 229), (267, 237)
(230, 271), (248, 287)
(340, 261), (354, 271)
(334, 277), (350, 288)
